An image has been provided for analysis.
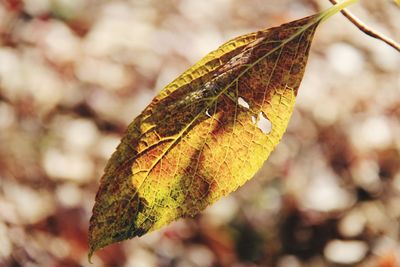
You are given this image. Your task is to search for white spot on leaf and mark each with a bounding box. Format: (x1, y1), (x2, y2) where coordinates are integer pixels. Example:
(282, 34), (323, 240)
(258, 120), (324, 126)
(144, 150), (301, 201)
(237, 97), (250, 109)
(251, 116), (257, 124)
(257, 112), (272, 134)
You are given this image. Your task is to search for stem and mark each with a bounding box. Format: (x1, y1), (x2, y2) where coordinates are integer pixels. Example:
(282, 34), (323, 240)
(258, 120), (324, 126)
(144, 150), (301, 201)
(328, 0), (400, 53)
(320, 0), (359, 22)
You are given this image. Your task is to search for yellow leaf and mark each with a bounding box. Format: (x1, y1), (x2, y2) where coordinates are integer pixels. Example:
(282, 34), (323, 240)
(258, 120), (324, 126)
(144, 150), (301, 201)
(88, 0), (358, 259)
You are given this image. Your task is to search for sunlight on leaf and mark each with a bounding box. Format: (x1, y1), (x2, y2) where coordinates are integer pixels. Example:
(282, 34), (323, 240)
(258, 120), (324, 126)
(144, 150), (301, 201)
(88, 1), (358, 259)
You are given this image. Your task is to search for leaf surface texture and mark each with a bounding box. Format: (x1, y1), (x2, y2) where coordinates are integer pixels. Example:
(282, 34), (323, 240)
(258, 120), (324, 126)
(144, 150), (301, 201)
(89, 13), (324, 257)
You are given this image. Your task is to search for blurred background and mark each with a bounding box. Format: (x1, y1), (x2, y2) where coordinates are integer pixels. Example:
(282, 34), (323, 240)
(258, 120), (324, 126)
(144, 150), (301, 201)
(0, 0), (400, 266)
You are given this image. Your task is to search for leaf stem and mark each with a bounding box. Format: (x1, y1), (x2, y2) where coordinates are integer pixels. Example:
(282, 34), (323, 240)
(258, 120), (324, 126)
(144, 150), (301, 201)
(319, 0), (359, 22)
(327, 0), (400, 53)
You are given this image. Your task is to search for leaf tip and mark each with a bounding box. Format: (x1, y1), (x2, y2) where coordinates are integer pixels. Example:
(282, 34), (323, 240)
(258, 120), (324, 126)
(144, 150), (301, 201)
(87, 250), (94, 264)
(87, 230), (112, 263)
(87, 229), (99, 263)
(87, 216), (111, 263)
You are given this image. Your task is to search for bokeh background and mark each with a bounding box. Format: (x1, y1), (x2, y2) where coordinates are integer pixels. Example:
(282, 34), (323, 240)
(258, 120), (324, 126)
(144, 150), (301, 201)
(1, 0), (400, 266)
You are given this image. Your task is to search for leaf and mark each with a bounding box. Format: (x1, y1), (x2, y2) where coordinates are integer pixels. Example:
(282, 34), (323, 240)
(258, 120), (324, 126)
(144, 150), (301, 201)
(88, 1), (356, 259)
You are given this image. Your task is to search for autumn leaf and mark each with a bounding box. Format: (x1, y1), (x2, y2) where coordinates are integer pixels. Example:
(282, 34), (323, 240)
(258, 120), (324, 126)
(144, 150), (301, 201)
(88, 1), (357, 259)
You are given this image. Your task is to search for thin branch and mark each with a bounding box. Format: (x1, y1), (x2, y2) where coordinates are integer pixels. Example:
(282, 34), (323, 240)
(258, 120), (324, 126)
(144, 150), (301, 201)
(328, 0), (400, 52)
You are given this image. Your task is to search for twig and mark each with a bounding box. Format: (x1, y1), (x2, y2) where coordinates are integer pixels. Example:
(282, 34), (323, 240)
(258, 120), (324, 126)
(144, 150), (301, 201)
(328, 0), (400, 52)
